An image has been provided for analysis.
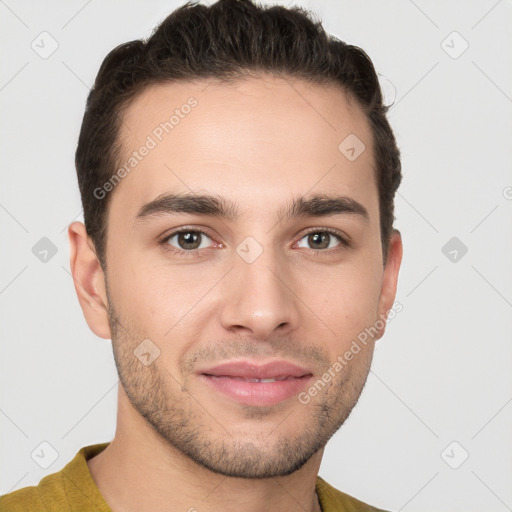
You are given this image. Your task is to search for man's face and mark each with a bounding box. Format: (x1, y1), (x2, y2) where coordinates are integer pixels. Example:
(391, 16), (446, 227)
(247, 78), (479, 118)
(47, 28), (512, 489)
(100, 76), (399, 478)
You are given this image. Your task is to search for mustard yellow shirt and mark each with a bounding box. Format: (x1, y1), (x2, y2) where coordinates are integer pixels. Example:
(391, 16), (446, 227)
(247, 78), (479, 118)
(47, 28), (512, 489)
(0, 443), (389, 511)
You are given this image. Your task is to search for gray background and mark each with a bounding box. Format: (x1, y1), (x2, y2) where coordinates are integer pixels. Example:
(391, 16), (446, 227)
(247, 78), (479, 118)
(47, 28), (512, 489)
(1, 0), (511, 510)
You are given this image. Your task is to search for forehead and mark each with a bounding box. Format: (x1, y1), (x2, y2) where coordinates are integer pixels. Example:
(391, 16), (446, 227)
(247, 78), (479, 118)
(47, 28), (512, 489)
(111, 75), (377, 222)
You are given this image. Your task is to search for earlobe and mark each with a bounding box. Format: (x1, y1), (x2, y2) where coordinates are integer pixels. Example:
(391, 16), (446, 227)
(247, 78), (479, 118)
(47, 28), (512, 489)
(68, 221), (111, 339)
(376, 229), (403, 340)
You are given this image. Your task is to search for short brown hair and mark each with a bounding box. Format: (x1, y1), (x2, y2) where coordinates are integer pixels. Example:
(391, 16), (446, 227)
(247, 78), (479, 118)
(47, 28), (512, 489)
(75, 0), (401, 268)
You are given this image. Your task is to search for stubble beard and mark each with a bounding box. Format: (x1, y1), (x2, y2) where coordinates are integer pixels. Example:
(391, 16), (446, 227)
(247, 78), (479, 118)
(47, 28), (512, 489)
(106, 296), (372, 479)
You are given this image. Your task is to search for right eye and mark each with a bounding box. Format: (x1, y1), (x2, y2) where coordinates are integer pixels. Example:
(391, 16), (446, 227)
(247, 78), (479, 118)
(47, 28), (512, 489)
(162, 229), (216, 253)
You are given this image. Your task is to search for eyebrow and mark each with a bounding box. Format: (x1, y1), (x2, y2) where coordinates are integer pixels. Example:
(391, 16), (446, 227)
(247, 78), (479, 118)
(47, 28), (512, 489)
(134, 193), (369, 224)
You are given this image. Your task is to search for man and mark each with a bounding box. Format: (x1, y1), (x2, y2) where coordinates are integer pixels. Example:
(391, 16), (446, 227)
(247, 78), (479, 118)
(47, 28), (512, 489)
(1, 0), (402, 510)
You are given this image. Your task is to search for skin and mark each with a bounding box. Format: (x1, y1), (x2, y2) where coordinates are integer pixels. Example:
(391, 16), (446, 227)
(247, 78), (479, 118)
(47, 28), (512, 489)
(69, 75), (402, 512)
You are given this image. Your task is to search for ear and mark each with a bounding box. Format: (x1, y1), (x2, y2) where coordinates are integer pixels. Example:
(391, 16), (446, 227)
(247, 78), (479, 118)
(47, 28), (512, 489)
(376, 229), (403, 340)
(68, 221), (111, 339)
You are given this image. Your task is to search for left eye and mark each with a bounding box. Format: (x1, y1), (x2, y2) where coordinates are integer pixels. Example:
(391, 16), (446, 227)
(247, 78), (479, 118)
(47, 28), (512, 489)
(296, 231), (344, 250)
(165, 230), (214, 251)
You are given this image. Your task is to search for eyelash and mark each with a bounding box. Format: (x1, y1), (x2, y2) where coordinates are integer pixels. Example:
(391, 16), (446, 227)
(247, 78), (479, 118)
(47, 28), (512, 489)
(159, 226), (350, 258)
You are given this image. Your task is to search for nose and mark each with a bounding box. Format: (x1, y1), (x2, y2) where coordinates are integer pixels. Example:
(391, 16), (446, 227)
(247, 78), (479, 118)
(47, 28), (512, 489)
(219, 248), (301, 340)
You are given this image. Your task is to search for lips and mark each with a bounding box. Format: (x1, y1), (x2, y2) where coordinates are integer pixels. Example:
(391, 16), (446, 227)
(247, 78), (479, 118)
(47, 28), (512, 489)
(197, 360), (313, 406)
(199, 360), (312, 380)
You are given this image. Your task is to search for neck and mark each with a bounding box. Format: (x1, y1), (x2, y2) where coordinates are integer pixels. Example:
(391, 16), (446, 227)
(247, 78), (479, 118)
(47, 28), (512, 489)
(87, 387), (324, 512)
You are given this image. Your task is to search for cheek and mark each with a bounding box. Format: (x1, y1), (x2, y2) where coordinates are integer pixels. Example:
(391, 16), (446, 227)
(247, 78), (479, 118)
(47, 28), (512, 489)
(300, 261), (383, 350)
(108, 257), (221, 341)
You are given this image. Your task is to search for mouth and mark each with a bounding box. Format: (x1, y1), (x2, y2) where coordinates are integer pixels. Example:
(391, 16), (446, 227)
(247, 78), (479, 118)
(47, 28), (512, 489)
(197, 360), (313, 406)
(205, 375), (301, 383)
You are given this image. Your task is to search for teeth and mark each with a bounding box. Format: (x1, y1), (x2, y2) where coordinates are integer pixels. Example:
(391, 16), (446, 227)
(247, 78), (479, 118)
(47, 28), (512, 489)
(231, 376), (291, 382)
(211, 375), (294, 382)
